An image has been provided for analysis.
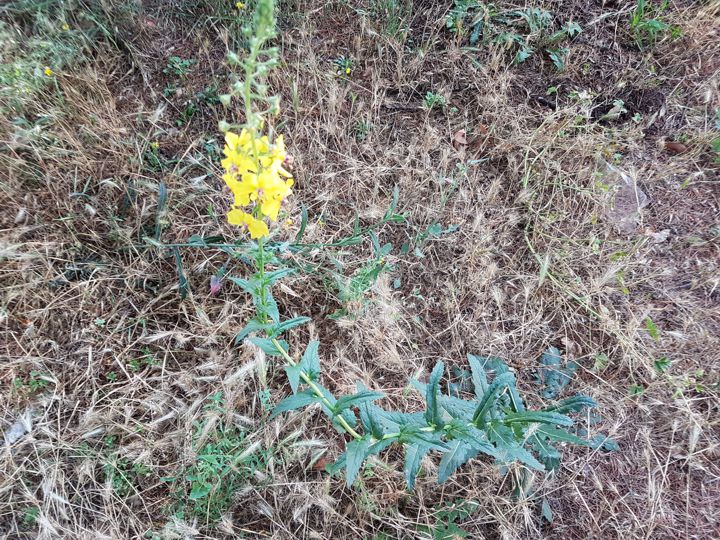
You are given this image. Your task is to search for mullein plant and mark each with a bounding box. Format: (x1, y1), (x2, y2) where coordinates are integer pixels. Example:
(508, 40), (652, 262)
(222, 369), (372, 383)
(220, 0), (612, 489)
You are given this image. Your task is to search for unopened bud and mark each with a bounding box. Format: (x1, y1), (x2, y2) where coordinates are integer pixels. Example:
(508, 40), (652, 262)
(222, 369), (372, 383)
(219, 94), (232, 107)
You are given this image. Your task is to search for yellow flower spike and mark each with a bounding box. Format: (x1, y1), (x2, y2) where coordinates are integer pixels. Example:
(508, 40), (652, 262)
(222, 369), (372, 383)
(227, 209), (269, 239)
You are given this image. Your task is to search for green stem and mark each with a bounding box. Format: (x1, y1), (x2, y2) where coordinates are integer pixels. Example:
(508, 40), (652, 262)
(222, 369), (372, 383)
(256, 235), (268, 324)
(270, 338), (363, 440)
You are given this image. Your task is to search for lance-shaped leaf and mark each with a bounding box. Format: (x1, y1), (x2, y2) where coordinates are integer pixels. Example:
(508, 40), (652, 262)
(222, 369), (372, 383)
(230, 276), (257, 296)
(404, 442), (431, 489)
(345, 435), (374, 487)
(299, 340), (321, 381)
(357, 382), (394, 438)
(487, 423), (545, 471)
(472, 372), (515, 426)
(235, 318), (271, 343)
(530, 433), (562, 471)
(425, 361), (445, 427)
(273, 316), (311, 336)
(438, 440), (481, 483)
(483, 357), (525, 412)
(536, 425), (593, 447)
(264, 268), (296, 286)
(249, 337), (288, 356)
(502, 411), (573, 427)
(334, 390), (386, 414)
(270, 390), (319, 419)
(543, 394), (596, 414)
(467, 354), (489, 398)
(440, 393), (475, 422)
(284, 364), (302, 394)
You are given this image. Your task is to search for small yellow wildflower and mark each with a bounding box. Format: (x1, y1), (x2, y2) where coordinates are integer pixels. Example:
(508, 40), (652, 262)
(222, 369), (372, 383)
(284, 218), (294, 227)
(62, 23), (70, 31)
(44, 67), (53, 76)
(236, 1), (245, 8)
(345, 67), (351, 75)
(150, 141), (160, 150)
(227, 209), (269, 238)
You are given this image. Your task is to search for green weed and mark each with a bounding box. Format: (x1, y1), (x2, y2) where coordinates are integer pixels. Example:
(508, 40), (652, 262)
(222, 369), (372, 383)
(423, 91), (446, 110)
(164, 55), (195, 77)
(446, 2), (581, 69)
(165, 394), (270, 524)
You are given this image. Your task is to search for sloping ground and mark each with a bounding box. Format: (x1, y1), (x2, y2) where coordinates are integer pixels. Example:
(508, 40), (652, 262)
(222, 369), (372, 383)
(1, 1), (718, 538)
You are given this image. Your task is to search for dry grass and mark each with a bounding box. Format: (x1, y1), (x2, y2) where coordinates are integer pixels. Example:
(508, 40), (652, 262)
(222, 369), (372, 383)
(1, 0), (719, 538)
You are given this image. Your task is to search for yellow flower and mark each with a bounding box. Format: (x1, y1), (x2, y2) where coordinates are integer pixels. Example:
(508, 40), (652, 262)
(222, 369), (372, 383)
(150, 141), (160, 149)
(236, 1), (245, 8)
(221, 129), (294, 224)
(227, 209), (269, 238)
(62, 23), (70, 31)
(44, 67), (53, 76)
(345, 67), (351, 75)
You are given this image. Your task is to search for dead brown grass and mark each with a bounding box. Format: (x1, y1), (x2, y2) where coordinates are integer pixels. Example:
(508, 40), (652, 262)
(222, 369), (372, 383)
(1, 0), (719, 538)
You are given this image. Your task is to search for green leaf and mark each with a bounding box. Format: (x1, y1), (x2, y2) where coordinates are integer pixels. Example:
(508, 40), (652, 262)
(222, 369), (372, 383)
(383, 185), (401, 221)
(467, 354), (489, 398)
(284, 364), (302, 394)
(334, 390), (385, 413)
(588, 433), (619, 452)
(299, 340), (321, 380)
(425, 362), (445, 427)
(262, 289), (280, 323)
(188, 481), (212, 500)
(326, 452), (346, 476)
(295, 205), (308, 242)
(472, 372), (515, 426)
(270, 390), (318, 419)
(541, 498), (553, 523)
(487, 423), (545, 471)
(502, 411), (573, 427)
(265, 268), (296, 286)
(172, 247), (189, 299)
(479, 357), (525, 412)
(273, 316), (311, 335)
(345, 436), (373, 487)
(645, 317), (659, 341)
(530, 432), (562, 471)
(437, 441), (477, 483)
(155, 181), (168, 240)
(404, 443), (431, 489)
(536, 425), (592, 447)
(440, 395), (475, 422)
(654, 356), (671, 373)
(248, 337), (289, 356)
(544, 394), (596, 413)
(235, 318), (270, 343)
(230, 276), (257, 296)
(537, 347), (577, 399)
(357, 383), (393, 438)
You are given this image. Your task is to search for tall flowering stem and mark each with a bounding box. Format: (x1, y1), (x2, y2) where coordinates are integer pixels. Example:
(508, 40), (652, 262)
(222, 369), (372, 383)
(221, 0), (292, 323)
